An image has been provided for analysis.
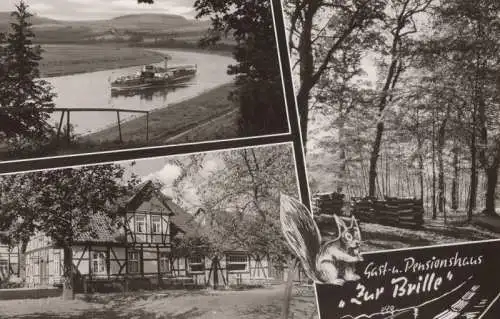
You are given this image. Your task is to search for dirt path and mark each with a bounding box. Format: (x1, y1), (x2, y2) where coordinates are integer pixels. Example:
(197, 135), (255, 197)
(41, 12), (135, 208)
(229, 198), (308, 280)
(0, 285), (317, 319)
(164, 109), (239, 143)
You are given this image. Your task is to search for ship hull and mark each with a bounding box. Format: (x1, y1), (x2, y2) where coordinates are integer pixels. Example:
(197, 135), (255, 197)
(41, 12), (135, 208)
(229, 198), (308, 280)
(111, 73), (196, 92)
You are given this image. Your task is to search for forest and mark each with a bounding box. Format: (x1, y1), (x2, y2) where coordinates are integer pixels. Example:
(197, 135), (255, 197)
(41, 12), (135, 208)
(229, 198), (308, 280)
(284, 0), (500, 224)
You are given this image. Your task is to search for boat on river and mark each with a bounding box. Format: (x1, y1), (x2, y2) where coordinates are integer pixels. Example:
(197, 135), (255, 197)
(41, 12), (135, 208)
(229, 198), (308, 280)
(110, 58), (197, 93)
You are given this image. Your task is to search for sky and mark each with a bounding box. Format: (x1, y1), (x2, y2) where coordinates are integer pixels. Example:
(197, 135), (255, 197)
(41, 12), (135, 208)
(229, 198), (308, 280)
(0, 0), (198, 21)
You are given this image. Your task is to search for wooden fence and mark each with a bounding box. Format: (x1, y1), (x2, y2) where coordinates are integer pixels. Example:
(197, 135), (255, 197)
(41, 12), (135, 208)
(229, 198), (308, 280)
(52, 107), (150, 145)
(1, 107), (151, 145)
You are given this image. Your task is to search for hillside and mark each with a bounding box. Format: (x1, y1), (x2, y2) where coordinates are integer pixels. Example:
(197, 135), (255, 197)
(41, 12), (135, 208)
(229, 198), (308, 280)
(0, 12), (211, 43)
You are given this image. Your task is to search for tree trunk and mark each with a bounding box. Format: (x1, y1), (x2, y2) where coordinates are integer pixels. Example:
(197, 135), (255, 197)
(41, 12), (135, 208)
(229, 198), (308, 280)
(213, 256), (219, 290)
(418, 144), (424, 201)
(432, 112), (437, 219)
(437, 118), (447, 214)
(369, 122), (384, 197)
(18, 241), (27, 283)
(297, 91), (310, 152)
(451, 146), (459, 210)
(62, 246), (74, 300)
(368, 47), (403, 197)
(337, 117), (347, 193)
(468, 133), (478, 221)
(296, 3), (317, 151)
(281, 257), (297, 319)
(484, 166), (499, 216)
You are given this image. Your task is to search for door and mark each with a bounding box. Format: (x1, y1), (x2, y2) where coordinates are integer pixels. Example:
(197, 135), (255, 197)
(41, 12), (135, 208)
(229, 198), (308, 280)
(39, 258), (49, 286)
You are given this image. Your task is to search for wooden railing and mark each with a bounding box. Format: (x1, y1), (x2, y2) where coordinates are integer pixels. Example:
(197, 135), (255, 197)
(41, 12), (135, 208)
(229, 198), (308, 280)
(1, 107), (151, 144)
(52, 107), (150, 144)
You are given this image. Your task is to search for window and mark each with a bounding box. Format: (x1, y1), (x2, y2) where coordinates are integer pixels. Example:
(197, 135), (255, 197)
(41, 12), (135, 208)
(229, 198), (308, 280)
(128, 251), (141, 273)
(0, 260), (7, 278)
(92, 251), (107, 274)
(32, 256), (40, 275)
(227, 254), (248, 272)
(53, 251), (61, 276)
(188, 255), (205, 273)
(135, 215), (146, 233)
(159, 253), (170, 273)
(151, 216), (162, 234)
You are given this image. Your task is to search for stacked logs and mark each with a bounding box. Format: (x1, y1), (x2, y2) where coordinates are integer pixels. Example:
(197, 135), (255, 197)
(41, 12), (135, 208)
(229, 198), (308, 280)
(380, 197), (424, 228)
(352, 196), (424, 229)
(312, 192), (345, 216)
(350, 197), (377, 221)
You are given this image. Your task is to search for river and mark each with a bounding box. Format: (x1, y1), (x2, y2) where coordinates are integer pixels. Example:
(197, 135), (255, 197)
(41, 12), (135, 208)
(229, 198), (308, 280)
(45, 49), (235, 135)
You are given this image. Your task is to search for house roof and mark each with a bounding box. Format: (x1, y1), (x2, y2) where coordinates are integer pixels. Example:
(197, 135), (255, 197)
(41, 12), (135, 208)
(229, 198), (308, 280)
(163, 197), (195, 237)
(73, 213), (121, 244)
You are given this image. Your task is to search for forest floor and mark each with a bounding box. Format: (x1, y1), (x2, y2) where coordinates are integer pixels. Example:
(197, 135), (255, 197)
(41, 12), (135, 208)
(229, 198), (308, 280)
(0, 284), (318, 319)
(361, 217), (499, 252)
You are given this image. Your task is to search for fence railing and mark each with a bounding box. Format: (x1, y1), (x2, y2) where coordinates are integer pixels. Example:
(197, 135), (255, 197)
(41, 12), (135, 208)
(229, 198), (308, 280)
(1, 107), (151, 145)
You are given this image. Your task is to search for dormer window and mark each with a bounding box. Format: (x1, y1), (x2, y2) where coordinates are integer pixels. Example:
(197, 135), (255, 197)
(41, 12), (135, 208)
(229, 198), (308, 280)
(135, 215), (146, 233)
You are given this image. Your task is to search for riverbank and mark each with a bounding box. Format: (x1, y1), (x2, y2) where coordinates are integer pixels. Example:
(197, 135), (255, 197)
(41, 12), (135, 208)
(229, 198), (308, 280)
(39, 44), (233, 78)
(39, 45), (166, 78)
(78, 82), (240, 149)
(0, 82), (241, 160)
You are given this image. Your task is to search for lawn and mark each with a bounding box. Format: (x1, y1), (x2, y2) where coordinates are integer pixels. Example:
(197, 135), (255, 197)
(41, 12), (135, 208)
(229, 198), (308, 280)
(39, 44), (165, 78)
(0, 285), (318, 319)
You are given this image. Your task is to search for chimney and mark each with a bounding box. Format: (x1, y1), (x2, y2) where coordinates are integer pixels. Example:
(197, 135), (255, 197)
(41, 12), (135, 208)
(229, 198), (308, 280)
(164, 57), (168, 69)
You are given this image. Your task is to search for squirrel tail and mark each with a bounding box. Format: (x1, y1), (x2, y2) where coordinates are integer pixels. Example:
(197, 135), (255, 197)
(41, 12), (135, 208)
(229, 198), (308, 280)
(280, 194), (322, 282)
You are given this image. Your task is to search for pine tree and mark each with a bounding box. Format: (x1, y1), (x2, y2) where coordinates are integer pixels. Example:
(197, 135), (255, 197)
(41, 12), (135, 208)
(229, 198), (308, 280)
(0, 1), (55, 140)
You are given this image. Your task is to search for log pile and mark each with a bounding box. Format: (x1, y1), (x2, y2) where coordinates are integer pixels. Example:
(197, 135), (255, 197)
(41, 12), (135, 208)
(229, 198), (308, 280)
(352, 197), (424, 229)
(350, 197), (377, 222)
(312, 192), (344, 215)
(380, 197), (424, 228)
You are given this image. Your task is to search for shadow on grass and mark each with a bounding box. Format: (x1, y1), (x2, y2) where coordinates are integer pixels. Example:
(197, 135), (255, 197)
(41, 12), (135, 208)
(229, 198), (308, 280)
(9, 307), (207, 319)
(362, 229), (432, 247)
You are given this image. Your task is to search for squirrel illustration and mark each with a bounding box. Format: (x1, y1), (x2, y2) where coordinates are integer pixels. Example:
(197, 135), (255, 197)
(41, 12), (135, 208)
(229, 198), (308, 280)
(280, 194), (364, 285)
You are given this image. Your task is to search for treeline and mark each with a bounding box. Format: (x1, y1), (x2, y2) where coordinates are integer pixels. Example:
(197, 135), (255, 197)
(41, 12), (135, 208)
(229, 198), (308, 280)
(130, 38), (235, 53)
(286, 0), (500, 219)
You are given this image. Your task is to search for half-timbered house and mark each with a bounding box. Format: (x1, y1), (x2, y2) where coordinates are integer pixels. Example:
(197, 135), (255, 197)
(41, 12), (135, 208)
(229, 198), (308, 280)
(23, 181), (273, 291)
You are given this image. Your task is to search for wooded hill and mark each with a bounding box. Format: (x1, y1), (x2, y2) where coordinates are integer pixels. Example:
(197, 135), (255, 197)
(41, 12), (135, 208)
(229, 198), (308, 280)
(0, 12), (211, 43)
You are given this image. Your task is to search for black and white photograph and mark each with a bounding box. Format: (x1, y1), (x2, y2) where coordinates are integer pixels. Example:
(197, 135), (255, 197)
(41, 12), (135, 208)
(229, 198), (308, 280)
(0, 0), (290, 162)
(284, 0), (500, 251)
(0, 143), (319, 318)
(280, 0), (500, 318)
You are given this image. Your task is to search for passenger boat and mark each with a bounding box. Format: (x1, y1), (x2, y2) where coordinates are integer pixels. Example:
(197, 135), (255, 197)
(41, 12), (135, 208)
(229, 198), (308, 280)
(110, 58), (197, 92)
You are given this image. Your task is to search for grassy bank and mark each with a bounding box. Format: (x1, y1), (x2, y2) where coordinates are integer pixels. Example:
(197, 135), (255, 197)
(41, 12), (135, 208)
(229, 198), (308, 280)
(79, 83), (240, 149)
(38, 44), (234, 78)
(0, 83), (241, 160)
(39, 45), (166, 78)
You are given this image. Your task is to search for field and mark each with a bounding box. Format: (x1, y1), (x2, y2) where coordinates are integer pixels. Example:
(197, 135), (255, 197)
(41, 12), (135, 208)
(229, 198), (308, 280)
(39, 45), (165, 77)
(0, 285), (317, 319)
